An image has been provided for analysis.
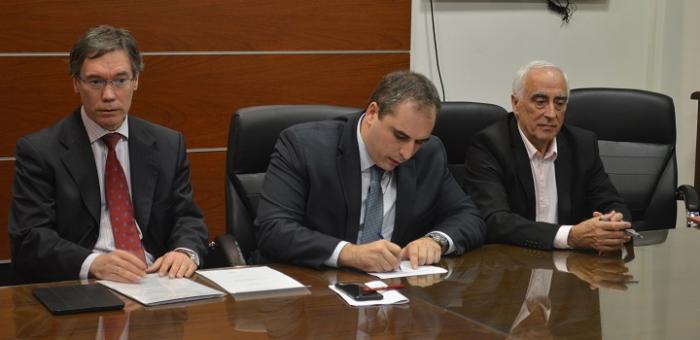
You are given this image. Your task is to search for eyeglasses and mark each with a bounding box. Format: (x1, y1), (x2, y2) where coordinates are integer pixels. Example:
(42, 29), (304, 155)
(77, 77), (135, 90)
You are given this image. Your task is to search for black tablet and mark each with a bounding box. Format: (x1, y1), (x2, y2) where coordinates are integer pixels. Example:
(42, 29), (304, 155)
(33, 284), (124, 315)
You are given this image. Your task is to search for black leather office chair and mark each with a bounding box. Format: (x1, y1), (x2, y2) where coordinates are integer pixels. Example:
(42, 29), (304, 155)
(0, 261), (17, 286)
(565, 88), (698, 230)
(433, 101), (508, 188)
(213, 105), (359, 266)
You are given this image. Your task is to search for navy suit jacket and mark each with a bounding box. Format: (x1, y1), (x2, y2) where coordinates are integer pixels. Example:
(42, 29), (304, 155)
(464, 114), (630, 249)
(9, 108), (208, 282)
(255, 113), (485, 268)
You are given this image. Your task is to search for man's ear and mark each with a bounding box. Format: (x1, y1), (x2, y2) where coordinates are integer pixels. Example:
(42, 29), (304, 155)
(132, 73), (139, 91)
(72, 77), (80, 93)
(365, 101), (380, 123)
(511, 94), (519, 115)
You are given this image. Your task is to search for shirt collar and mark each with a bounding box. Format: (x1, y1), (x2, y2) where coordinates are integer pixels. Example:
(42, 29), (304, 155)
(80, 106), (129, 144)
(517, 124), (558, 161)
(356, 113), (376, 172)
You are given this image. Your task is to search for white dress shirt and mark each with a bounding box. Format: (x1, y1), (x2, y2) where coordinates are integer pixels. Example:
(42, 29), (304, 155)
(78, 108), (156, 279)
(77, 108), (198, 279)
(517, 126), (572, 249)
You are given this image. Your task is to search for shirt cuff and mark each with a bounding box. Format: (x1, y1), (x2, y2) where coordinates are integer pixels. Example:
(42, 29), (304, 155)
(553, 225), (573, 249)
(174, 247), (200, 267)
(552, 251), (572, 272)
(324, 241), (350, 267)
(80, 253), (100, 280)
(430, 231), (456, 255)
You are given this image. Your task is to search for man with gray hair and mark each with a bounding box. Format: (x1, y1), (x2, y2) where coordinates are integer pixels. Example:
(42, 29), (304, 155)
(9, 25), (208, 283)
(256, 70), (485, 272)
(464, 60), (632, 252)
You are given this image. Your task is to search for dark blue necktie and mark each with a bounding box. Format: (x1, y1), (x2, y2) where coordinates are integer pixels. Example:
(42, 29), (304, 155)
(360, 165), (384, 243)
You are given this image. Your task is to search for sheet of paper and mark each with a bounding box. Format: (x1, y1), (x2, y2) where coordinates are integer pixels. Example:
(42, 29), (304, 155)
(98, 273), (225, 306)
(196, 266), (306, 295)
(369, 261), (448, 279)
(328, 284), (409, 306)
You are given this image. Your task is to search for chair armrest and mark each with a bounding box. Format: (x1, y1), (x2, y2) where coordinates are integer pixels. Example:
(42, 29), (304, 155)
(203, 234), (247, 268)
(677, 184), (700, 211)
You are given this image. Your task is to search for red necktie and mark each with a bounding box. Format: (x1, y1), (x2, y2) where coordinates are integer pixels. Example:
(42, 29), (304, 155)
(102, 133), (146, 264)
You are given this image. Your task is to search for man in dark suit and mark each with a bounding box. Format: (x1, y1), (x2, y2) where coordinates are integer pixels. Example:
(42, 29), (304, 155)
(9, 25), (208, 283)
(256, 71), (485, 272)
(464, 60), (631, 252)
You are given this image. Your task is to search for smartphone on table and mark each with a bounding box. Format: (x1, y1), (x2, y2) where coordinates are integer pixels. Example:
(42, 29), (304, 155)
(334, 283), (383, 301)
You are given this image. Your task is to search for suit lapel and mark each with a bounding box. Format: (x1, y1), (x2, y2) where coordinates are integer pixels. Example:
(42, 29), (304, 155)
(336, 114), (362, 242)
(128, 117), (159, 233)
(393, 159), (416, 244)
(509, 116), (537, 219)
(554, 132), (573, 222)
(60, 109), (101, 225)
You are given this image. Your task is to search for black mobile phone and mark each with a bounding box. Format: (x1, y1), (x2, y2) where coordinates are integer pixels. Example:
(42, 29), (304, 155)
(334, 283), (383, 301)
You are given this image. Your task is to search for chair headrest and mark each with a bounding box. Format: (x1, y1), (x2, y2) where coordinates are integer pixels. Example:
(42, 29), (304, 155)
(226, 105), (359, 176)
(566, 88), (675, 144)
(433, 101), (508, 165)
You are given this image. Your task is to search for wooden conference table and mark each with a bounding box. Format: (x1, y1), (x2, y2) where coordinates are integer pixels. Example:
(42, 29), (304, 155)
(1, 226), (698, 339)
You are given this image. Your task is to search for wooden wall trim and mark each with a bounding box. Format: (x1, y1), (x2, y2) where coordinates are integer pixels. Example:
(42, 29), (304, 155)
(0, 0), (411, 52)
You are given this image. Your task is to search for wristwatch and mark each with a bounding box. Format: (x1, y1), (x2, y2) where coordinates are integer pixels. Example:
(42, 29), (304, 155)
(426, 232), (449, 254)
(174, 248), (199, 266)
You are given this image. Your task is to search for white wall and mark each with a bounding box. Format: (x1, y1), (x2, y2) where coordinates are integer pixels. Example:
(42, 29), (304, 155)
(411, 0), (700, 186)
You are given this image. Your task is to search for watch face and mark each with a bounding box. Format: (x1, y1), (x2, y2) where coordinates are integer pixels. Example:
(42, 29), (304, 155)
(428, 233), (448, 252)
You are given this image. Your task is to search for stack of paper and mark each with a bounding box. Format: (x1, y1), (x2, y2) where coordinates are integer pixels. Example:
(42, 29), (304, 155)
(369, 261), (448, 279)
(196, 266), (309, 300)
(328, 284), (409, 307)
(98, 273), (225, 306)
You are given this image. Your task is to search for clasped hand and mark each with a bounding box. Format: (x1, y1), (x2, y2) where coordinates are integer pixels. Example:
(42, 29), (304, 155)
(338, 237), (442, 273)
(89, 249), (197, 283)
(568, 210), (631, 252)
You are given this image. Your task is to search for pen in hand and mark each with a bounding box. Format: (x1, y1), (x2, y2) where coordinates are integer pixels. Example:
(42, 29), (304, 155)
(599, 212), (643, 239)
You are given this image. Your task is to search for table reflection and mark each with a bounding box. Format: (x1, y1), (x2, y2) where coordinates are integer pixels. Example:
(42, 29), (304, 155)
(224, 278), (460, 339)
(11, 285), (187, 339)
(404, 245), (636, 340)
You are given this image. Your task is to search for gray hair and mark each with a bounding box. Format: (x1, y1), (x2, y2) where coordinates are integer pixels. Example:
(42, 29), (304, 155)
(69, 25), (144, 78)
(512, 60), (569, 99)
(368, 70), (441, 118)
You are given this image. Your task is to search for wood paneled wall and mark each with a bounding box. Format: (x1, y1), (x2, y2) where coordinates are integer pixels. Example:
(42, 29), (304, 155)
(0, 0), (411, 259)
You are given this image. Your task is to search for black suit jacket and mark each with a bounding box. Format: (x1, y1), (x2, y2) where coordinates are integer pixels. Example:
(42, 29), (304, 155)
(464, 114), (630, 249)
(9, 109), (208, 282)
(255, 113), (485, 268)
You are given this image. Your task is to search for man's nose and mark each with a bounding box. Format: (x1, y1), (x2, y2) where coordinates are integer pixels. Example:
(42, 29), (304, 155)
(398, 141), (416, 161)
(543, 102), (557, 118)
(101, 84), (116, 101)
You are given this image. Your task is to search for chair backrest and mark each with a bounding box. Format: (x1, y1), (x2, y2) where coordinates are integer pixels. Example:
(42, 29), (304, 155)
(565, 88), (677, 229)
(225, 105), (359, 259)
(433, 101), (508, 188)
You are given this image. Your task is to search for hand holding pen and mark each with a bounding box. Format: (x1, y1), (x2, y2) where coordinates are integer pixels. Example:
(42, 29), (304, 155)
(569, 210), (633, 253)
(597, 210), (642, 239)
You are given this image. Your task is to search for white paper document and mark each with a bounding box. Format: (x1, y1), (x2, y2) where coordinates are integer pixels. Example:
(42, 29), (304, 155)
(329, 284), (409, 306)
(97, 273), (225, 306)
(196, 266), (306, 296)
(369, 261), (448, 279)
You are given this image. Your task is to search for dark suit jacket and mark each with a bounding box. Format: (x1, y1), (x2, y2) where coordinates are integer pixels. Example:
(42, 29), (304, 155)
(255, 113), (485, 268)
(464, 113), (630, 249)
(9, 108), (208, 282)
